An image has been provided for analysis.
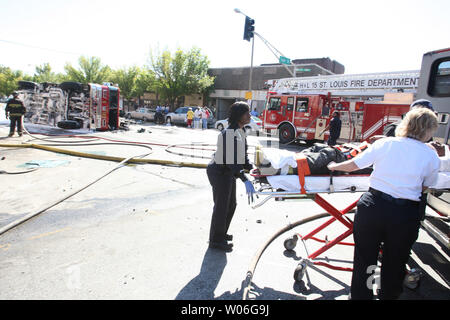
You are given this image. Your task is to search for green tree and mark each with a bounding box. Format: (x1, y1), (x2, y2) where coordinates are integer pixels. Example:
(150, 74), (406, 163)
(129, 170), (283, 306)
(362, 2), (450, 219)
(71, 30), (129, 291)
(0, 66), (24, 97)
(64, 56), (111, 84)
(149, 47), (214, 107)
(32, 63), (66, 83)
(111, 66), (140, 101)
(134, 68), (156, 100)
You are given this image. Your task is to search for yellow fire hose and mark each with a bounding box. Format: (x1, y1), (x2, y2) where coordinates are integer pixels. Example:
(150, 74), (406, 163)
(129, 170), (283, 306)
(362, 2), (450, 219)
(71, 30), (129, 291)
(0, 142), (207, 168)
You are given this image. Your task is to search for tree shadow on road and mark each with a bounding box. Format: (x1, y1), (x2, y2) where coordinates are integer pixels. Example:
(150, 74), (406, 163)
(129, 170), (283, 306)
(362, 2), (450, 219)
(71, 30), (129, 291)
(175, 248), (227, 300)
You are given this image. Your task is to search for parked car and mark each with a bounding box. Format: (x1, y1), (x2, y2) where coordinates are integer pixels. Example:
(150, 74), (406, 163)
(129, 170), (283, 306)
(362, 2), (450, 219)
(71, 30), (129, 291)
(125, 107), (156, 122)
(165, 106), (215, 128)
(215, 116), (262, 132)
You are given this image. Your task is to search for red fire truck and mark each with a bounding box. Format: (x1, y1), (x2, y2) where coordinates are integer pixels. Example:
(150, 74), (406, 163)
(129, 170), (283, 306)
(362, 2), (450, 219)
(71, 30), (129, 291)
(262, 71), (418, 144)
(18, 81), (120, 131)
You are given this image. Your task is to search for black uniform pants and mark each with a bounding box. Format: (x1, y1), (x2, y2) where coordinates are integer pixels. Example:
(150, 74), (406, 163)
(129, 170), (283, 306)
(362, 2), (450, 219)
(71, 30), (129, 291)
(351, 191), (420, 300)
(207, 165), (237, 243)
(327, 134), (338, 146)
(9, 116), (23, 134)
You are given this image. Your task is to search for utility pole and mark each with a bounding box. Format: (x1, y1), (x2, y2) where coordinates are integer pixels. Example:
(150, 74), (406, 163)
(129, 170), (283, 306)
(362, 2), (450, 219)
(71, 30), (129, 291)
(249, 35), (255, 92)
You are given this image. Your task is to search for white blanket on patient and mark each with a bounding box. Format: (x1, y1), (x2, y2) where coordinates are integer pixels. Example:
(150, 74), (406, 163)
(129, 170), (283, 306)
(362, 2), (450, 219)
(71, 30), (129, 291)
(260, 146), (450, 191)
(266, 172), (449, 193)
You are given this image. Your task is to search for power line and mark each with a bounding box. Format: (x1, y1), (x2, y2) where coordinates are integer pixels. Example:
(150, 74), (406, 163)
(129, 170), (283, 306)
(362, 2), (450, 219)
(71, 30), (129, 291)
(0, 39), (82, 56)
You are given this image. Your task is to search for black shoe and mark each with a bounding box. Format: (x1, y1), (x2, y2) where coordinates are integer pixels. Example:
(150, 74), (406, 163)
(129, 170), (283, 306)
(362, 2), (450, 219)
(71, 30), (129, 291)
(209, 241), (233, 252)
(225, 234), (233, 241)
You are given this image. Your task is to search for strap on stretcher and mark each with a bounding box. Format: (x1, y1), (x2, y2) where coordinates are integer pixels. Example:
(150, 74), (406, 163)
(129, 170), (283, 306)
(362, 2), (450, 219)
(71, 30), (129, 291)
(295, 154), (310, 194)
(295, 154), (335, 194)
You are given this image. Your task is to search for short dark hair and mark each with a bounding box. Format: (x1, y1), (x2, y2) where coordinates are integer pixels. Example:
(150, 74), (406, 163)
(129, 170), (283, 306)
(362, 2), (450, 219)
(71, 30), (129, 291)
(228, 101), (250, 127)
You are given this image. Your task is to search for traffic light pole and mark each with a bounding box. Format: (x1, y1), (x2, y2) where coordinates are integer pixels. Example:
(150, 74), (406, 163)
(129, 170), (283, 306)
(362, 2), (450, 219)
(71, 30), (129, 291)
(235, 8), (255, 105)
(249, 35), (254, 92)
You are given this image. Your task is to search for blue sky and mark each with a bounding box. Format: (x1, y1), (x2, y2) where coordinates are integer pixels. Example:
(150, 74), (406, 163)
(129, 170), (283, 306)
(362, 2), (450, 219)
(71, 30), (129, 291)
(0, 0), (449, 76)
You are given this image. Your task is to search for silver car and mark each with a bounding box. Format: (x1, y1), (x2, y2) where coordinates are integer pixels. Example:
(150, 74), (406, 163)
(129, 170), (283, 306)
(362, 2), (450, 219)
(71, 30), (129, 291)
(165, 106), (215, 127)
(215, 116), (262, 132)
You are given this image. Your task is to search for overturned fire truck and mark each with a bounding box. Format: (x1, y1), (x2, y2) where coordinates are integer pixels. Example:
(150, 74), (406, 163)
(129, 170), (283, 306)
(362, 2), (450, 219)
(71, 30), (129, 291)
(262, 71), (420, 144)
(17, 81), (120, 131)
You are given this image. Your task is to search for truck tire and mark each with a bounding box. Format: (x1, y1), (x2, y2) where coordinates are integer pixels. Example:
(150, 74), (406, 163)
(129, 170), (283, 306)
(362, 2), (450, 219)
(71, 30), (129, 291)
(279, 123), (295, 144)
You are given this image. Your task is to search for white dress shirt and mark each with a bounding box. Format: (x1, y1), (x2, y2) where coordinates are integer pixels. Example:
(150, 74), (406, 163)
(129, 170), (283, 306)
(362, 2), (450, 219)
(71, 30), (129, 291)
(353, 137), (440, 201)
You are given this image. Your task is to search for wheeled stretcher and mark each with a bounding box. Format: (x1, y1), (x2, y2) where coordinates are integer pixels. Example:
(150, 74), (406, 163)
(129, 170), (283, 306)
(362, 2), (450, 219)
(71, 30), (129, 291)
(249, 145), (450, 282)
(250, 167), (364, 275)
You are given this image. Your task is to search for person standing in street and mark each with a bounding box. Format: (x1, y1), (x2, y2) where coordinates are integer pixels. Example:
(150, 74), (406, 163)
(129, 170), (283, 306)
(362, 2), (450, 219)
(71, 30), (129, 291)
(207, 102), (255, 252)
(321, 111), (341, 146)
(194, 107), (202, 129)
(201, 107), (208, 130)
(5, 92), (26, 137)
(186, 107), (194, 128)
(327, 107), (440, 300)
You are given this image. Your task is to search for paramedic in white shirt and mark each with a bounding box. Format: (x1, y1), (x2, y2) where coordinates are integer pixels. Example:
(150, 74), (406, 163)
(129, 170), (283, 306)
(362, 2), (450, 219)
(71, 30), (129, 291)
(327, 107), (440, 300)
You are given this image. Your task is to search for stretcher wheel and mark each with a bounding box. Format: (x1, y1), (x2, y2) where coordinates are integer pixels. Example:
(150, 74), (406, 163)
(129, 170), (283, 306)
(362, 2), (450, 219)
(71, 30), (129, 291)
(293, 260), (307, 282)
(403, 268), (421, 290)
(283, 235), (298, 251)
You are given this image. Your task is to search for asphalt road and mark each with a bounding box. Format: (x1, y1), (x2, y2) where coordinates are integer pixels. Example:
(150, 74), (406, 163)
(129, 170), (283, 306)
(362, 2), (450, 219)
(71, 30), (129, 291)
(0, 120), (448, 301)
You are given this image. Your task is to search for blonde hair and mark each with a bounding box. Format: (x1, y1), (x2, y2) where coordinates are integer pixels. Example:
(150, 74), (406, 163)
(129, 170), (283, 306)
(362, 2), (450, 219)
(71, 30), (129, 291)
(395, 107), (438, 141)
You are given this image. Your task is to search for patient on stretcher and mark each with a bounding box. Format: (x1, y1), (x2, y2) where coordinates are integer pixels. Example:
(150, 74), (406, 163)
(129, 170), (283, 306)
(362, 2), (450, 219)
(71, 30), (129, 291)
(254, 142), (373, 177)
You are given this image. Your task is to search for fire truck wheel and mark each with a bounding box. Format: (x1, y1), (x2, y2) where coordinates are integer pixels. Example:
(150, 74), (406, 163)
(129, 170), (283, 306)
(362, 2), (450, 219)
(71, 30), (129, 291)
(279, 124), (295, 144)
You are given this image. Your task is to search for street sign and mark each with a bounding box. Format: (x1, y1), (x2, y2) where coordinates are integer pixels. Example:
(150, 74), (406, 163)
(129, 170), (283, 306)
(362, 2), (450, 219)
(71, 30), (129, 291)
(279, 56), (291, 65)
(245, 91), (253, 100)
(296, 68), (311, 72)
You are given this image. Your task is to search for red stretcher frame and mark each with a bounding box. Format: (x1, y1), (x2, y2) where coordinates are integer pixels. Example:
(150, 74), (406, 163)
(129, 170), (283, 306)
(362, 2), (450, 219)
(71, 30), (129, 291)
(250, 170), (362, 273)
(298, 193), (358, 272)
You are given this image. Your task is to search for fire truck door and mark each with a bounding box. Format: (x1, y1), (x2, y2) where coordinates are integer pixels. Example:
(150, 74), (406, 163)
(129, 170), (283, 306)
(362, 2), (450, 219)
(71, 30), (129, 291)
(315, 118), (326, 140)
(266, 96), (282, 122)
(284, 96), (295, 123)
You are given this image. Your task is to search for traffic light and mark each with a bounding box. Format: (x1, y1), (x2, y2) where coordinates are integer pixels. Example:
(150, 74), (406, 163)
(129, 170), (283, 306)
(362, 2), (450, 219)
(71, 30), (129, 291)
(243, 16), (255, 41)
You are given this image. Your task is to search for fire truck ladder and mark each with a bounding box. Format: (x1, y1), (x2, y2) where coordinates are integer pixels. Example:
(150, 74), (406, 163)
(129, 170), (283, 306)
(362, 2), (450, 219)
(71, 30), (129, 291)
(270, 70), (420, 98)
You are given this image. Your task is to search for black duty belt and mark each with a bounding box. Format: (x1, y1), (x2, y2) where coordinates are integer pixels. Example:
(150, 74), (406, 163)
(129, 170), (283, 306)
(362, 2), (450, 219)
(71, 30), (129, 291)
(368, 188), (419, 206)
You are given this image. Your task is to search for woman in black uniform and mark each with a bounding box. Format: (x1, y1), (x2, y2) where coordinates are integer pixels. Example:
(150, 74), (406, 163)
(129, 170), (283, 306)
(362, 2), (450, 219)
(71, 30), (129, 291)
(207, 102), (255, 252)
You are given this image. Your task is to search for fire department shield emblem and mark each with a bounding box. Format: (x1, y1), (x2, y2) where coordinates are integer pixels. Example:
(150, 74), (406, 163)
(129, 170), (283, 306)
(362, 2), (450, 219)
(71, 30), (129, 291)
(270, 114), (276, 122)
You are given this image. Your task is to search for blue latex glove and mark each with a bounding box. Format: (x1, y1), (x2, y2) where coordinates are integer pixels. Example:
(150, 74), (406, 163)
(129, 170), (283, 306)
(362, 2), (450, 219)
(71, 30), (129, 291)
(244, 180), (255, 204)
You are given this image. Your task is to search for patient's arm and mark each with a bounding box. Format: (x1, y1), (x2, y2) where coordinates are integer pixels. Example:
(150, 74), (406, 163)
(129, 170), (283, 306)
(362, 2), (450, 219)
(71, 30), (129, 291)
(327, 160), (359, 173)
